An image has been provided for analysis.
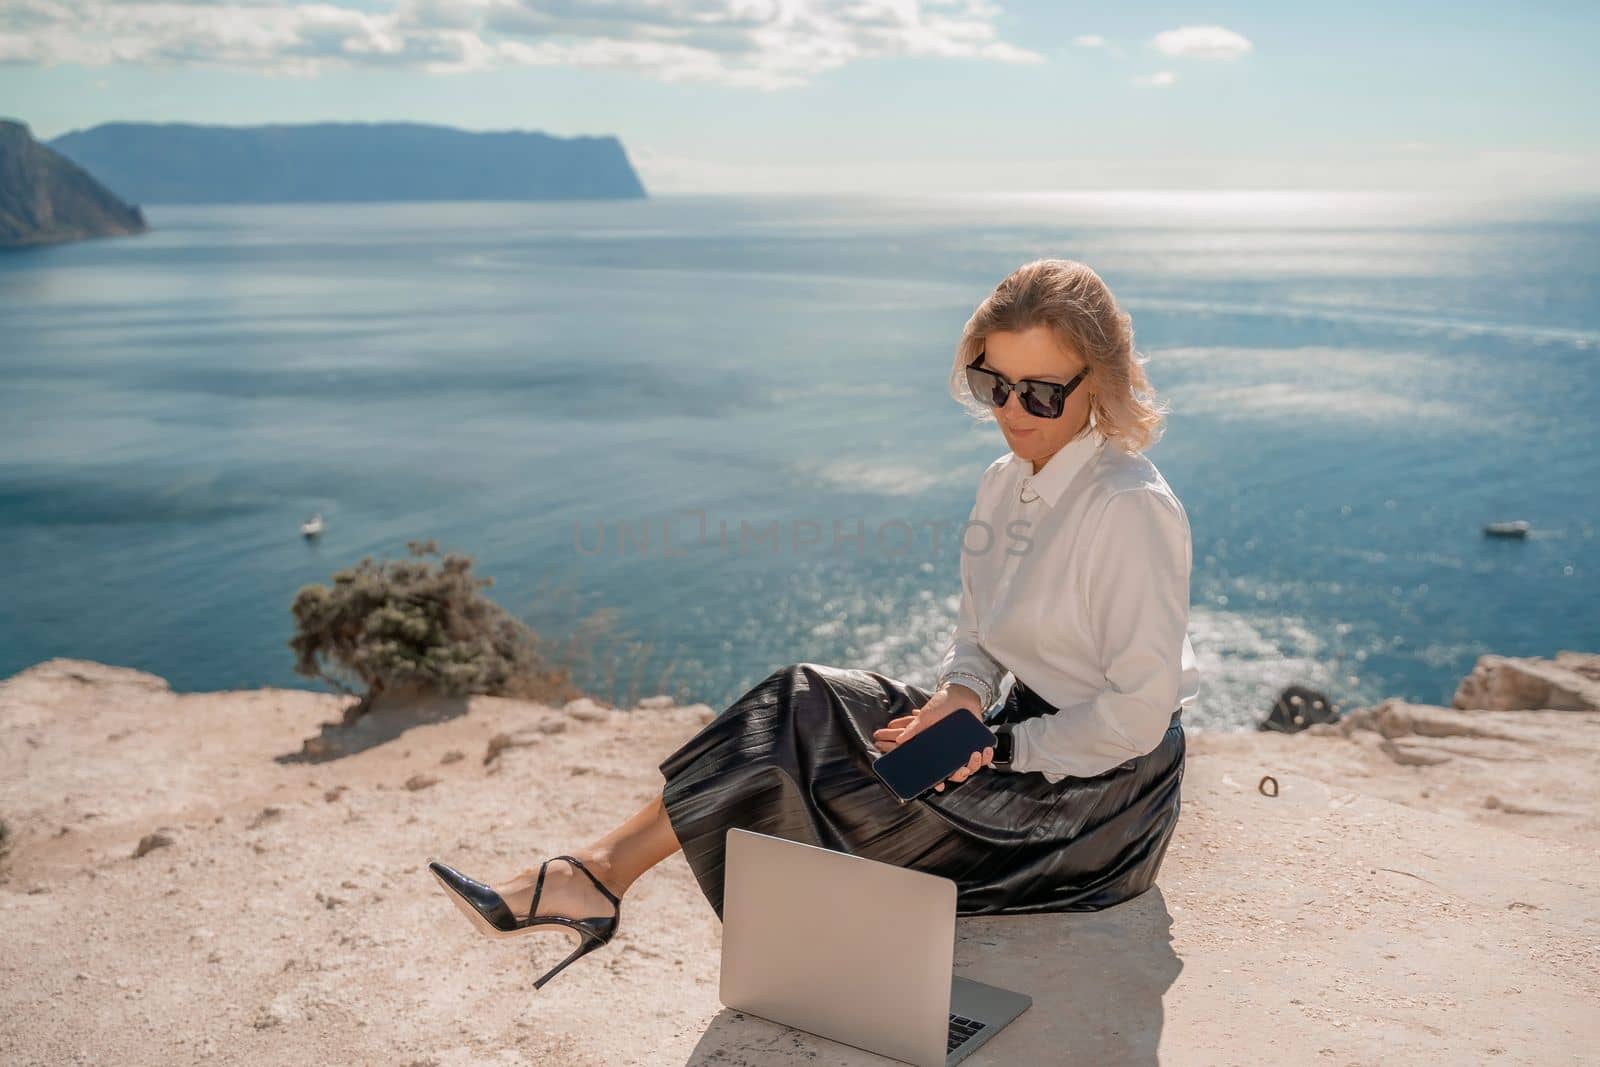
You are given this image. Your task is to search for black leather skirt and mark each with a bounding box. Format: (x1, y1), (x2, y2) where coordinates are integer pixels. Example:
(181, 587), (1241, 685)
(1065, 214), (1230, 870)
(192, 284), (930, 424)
(657, 662), (1185, 921)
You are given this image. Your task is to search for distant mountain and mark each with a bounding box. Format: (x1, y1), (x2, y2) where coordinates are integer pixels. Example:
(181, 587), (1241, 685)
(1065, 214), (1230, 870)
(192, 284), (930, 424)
(0, 119), (148, 249)
(46, 121), (649, 205)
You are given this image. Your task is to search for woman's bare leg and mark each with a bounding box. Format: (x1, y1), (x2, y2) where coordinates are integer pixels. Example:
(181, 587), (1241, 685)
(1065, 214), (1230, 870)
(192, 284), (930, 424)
(492, 789), (681, 921)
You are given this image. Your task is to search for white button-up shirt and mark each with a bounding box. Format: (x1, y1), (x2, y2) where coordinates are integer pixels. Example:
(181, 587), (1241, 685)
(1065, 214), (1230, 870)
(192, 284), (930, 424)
(935, 425), (1201, 782)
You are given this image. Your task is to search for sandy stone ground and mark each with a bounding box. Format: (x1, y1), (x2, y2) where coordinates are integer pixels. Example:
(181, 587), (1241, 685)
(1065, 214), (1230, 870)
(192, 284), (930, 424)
(2, 657), (1596, 1066)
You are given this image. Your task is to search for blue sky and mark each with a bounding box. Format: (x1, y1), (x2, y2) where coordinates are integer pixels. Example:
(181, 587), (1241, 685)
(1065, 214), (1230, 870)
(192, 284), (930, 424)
(3, 1), (1596, 194)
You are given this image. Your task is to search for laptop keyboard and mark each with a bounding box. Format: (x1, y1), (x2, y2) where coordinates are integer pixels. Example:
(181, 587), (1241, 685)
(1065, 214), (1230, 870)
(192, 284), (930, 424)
(947, 1013), (988, 1054)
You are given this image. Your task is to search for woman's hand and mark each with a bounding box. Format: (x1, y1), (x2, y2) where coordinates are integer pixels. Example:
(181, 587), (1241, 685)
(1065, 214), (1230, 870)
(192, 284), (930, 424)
(872, 685), (995, 793)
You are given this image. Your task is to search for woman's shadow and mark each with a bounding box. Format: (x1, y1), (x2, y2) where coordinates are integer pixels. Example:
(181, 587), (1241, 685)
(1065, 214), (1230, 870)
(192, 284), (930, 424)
(682, 884), (1181, 1065)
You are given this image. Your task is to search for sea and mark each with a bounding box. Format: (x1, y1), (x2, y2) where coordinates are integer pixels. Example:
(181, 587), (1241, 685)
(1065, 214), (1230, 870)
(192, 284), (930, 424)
(2, 191), (1596, 731)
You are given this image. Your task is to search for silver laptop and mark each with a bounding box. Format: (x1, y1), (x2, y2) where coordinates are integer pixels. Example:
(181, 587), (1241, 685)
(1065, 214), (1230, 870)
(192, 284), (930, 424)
(720, 828), (1032, 1066)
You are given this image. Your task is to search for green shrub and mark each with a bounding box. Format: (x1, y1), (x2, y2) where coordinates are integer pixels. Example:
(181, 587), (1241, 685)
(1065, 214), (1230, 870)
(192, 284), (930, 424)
(288, 539), (577, 721)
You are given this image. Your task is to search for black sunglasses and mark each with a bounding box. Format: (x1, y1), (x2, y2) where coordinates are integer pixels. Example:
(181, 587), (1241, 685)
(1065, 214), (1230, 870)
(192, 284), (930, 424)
(964, 352), (1088, 420)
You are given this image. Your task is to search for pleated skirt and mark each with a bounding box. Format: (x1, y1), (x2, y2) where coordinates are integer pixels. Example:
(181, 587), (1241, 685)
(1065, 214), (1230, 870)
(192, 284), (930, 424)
(657, 662), (1186, 921)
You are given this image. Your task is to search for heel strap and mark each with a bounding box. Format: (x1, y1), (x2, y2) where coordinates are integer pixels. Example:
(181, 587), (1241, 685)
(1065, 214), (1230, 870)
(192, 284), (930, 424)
(552, 854), (622, 908)
(529, 860), (550, 922)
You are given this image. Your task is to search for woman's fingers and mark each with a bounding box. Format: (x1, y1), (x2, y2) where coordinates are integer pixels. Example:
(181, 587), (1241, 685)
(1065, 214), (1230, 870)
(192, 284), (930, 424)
(873, 715), (914, 751)
(945, 747), (994, 786)
(873, 717), (916, 753)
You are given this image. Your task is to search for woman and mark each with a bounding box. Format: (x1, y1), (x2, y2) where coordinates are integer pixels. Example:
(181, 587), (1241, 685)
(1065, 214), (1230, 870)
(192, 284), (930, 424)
(428, 258), (1200, 992)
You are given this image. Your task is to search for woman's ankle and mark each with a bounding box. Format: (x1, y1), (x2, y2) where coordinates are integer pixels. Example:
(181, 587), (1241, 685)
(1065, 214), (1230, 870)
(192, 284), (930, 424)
(572, 849), (627, 897)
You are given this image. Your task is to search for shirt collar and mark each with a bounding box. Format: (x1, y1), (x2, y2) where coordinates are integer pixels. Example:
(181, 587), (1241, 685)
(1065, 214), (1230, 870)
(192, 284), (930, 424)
(1013, 426), (1107, 507)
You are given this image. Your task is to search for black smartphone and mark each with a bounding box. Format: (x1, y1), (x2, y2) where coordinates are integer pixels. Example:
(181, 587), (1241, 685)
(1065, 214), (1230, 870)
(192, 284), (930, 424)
(871, 709), (998, 805)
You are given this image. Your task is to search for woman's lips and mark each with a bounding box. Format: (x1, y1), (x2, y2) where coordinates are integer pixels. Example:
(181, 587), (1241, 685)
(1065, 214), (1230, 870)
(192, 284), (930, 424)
(1006, 426), (1035, 437)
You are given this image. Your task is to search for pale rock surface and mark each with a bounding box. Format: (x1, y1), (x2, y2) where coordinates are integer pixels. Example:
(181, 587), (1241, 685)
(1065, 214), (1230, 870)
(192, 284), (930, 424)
(1452, 650), (1600, 712)
(1, 654), (1596, 1065)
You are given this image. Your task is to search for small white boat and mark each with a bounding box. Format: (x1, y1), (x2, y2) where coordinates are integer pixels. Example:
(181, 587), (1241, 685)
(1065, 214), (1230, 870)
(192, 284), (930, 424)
(1483, 520), (1529, 539)
(301, 513), (324, 538)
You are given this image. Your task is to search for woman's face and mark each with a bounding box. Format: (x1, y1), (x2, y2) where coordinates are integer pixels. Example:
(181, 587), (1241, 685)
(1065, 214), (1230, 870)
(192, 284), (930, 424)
(978, 325), (1093, 468)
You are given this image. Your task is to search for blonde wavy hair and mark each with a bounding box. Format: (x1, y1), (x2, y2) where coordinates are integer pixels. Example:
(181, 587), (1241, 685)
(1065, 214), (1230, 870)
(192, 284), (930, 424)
(949, 258), (1168, 453)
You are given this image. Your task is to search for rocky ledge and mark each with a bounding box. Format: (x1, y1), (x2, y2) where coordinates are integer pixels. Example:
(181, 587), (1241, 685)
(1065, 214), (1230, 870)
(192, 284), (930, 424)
(0, 652), (1594, 1064)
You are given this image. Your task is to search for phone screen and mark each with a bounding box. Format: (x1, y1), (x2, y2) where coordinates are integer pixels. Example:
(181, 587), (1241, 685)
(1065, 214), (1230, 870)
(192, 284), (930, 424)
(871, 710), (998, 804)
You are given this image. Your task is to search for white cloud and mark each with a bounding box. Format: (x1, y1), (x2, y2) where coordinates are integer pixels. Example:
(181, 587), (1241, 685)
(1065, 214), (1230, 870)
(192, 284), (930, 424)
(1070, 32), (1124, 58)
(1150, 25), (1252, 60)
(1132, 69), (1175, 88)
(0, 0), (1044, 87)
(0, 32), (40, 62)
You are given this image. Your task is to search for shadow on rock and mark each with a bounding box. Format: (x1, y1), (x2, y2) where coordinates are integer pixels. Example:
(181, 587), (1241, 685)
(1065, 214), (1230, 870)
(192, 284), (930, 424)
(679, 885), (1180, 1065)
(277, 689), (470, 765)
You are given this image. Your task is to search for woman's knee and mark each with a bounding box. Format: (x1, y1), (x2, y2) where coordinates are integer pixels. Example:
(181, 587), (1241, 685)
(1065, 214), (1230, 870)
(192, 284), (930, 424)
(763, 661), (838, 689)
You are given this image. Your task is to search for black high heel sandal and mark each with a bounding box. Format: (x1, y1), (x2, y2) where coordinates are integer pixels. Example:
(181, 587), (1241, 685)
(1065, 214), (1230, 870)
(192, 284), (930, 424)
(428, 855), (623, 990)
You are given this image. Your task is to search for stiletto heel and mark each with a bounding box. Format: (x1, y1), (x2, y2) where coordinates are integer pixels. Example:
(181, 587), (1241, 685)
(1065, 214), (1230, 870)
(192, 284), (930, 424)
(428, 854), (623, 990)
(532, 934), (605, 991)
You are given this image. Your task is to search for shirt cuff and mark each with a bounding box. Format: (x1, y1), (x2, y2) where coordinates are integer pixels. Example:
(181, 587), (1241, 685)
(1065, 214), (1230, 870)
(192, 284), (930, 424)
(1005, 695), (1172, 782)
